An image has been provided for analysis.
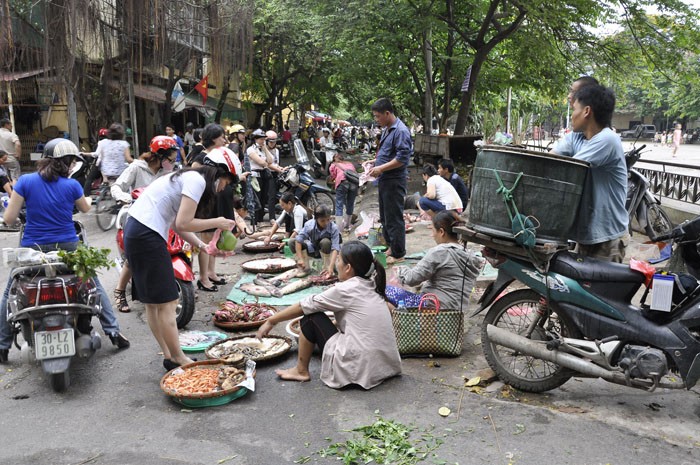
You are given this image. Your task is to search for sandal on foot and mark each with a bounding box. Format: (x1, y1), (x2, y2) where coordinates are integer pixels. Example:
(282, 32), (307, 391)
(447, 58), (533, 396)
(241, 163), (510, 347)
(113, 289), (131, 313)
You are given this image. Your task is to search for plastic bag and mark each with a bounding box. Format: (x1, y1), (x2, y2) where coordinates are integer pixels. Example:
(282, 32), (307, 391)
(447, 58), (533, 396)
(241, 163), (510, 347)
(204, 228), (237, 257)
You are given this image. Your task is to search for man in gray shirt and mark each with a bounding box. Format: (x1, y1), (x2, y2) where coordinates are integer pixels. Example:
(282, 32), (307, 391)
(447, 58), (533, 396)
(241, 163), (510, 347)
(553, 84), (628, 262)
(0, 119), (21, 180)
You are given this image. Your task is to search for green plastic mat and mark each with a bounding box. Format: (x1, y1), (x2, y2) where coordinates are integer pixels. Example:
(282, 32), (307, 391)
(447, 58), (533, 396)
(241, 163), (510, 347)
(226, 273), (327, 306)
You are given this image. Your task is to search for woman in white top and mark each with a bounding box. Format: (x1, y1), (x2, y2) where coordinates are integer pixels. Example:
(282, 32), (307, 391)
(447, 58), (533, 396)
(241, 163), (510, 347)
(123, 158), (237, 371)
(96, 123), (133, 179)
(246, 129), (279, 223)
(257, 241), (401, 389)
(418, 163), (463, 218)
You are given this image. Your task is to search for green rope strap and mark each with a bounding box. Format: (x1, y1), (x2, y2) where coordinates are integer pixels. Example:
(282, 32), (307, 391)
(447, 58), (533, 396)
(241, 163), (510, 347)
(492, 169), (537, 249)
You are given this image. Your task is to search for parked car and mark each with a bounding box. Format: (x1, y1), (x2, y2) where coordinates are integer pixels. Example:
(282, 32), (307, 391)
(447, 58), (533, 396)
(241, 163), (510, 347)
(621, 124), (656, 140)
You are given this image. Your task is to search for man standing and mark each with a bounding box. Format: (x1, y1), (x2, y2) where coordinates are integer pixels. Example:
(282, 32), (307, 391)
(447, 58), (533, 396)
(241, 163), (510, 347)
(553, 84), (628, 262)
(0, 118), (21, 180)
(165, 124), (185, 163)
(368, 98), (413, 264)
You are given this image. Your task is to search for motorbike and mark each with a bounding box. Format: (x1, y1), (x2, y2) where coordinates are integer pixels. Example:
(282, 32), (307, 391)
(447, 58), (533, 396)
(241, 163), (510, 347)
(625, 144), (674, 240)
(475, 216), (700, 394)
(278, 139), (292, 158)
(276, 140), (336, 212)
(4, 222), (103, 392)
(115, 189), (196, 328)
(312, 143), (338, 178)
(69, 153), (101, 198)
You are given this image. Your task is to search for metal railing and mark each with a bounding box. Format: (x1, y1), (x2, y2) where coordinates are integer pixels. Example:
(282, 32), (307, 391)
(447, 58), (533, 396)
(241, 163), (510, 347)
(636, 159), (700, 205)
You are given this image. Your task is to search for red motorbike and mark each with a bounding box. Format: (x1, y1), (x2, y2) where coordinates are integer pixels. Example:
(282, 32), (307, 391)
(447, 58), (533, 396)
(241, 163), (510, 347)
(115, 189), (196, 328)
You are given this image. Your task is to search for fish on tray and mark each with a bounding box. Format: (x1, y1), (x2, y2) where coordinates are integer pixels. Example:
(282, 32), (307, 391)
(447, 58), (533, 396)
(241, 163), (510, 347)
(252, 278), (283, 297)
(279, 278), (313, 296)
(257, 268), (309, 287)
(239, 282), (279, 298)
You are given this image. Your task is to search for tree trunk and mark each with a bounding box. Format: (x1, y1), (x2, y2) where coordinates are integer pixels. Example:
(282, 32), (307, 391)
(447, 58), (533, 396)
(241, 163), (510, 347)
(440, 0), (455, 130)
(422, 28), (433, 134)
(162, 64), (175, 129)
(215, 74), (231, 124)
(66, 84), (79, 145)
(453, 51), (486, 135)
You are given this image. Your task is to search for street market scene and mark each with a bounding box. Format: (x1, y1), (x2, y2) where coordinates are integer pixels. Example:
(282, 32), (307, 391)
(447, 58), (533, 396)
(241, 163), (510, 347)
(3, 1), (700, 464)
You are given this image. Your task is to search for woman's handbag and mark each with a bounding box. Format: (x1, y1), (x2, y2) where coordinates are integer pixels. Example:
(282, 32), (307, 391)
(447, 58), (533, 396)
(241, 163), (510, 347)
(343, 169), (360, 186)
(390, 294), (464, 356)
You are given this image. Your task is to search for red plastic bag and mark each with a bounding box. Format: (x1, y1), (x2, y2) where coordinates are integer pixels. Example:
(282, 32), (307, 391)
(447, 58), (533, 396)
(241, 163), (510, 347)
(630, 258), (656, 287)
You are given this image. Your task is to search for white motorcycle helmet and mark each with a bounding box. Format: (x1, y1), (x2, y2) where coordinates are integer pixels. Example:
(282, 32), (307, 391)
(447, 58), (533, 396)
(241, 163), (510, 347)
(203, 147), (241, 180)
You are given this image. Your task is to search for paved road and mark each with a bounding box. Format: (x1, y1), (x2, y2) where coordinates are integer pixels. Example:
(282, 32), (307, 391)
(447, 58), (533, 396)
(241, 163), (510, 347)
(1, 185), (699, 465)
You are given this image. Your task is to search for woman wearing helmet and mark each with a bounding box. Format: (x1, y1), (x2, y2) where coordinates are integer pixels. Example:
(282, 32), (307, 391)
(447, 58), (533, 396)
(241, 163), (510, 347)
(263, 130), (284, 225)
(123, 145), (238, 371)
(246, 129), (280, 223)
(0, 138), (130, 363)
(110, 136), (178, 313)
(227, 124), (247, 164)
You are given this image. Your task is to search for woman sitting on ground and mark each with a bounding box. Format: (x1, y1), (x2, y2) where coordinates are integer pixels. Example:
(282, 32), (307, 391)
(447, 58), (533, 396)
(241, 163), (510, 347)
(263, 191), (308, 244)
(385, 211), (483, 310)
(418, 163), (463, 219)
(256, 240), (401, 389)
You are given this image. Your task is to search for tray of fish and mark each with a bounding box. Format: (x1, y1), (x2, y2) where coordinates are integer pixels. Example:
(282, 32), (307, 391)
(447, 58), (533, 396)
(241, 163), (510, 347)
(241, 257), (297, 274)
(239, 269), (314, 298)
(161, 359), (256, 408)
(206, 335), (292, 362)
(179, 330), (228, 352)
(213, 301), (277, 330)
(242, 240), (283, 253)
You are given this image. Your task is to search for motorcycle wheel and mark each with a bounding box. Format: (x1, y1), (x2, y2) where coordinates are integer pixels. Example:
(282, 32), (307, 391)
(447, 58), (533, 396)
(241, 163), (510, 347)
(306, 191), (336, 213)
(95, 188), (118, 231)
(644, 201), (673, 240)
(481, 289), (580, 393)
(50, 371), (70, 392)
(176, 279), (195, 329)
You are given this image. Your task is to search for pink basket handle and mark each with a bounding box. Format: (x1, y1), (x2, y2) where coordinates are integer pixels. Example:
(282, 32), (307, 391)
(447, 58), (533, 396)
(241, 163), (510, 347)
(418, 293), (440, 313)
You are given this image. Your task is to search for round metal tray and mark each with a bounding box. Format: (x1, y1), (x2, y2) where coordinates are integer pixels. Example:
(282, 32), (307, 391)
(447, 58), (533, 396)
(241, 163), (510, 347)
(205, 334), (293, 363)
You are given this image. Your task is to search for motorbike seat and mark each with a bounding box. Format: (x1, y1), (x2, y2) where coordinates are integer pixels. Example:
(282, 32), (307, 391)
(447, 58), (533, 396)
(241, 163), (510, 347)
(549, 251), (645, 284)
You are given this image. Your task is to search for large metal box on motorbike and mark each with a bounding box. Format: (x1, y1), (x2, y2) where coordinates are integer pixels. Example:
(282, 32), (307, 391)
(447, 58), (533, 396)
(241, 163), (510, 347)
(469, 146), (589, 245)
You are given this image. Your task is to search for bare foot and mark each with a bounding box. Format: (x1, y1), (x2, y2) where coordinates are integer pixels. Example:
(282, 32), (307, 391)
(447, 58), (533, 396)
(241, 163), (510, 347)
(276, 366), (311, 382)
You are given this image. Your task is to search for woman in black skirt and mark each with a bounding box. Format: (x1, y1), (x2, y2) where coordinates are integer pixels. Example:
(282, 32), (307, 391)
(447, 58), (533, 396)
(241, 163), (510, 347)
(124, 137), (238, 370)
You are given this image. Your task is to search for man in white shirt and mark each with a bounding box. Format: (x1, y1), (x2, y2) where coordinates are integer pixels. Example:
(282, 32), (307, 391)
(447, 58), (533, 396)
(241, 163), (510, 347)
(0, 119), (21, 180)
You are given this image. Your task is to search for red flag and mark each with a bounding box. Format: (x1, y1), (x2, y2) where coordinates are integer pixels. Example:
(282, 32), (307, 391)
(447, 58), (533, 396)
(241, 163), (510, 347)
(194, 75), (209, 105)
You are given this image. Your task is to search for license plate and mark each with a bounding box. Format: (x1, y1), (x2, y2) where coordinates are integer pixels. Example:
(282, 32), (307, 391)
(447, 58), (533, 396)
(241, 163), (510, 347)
(34, 329), (75, 360)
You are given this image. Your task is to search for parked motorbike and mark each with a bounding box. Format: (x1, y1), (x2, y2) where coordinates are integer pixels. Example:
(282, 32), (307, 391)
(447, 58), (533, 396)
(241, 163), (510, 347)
(278, 139), (292, 158)
(272, 140), (334, 211)
(475, 216), (700, 394)
(4, 222), (103, 392)
(625, 144), (674, 240)
(115, 189), (196, 328)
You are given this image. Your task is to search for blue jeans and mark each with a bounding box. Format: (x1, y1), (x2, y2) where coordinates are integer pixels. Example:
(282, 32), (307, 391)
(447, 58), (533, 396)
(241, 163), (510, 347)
(0, 242), (120, 350)
(335, 181), (357, 216)
(418, 196), (446, 213)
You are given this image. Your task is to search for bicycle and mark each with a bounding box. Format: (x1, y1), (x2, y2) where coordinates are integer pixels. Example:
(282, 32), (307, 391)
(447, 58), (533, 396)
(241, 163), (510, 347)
(94, 180), (121, 231)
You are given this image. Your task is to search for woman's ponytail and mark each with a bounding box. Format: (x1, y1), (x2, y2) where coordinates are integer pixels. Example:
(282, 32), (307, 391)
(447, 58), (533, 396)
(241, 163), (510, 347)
(373, 258), (386, 297)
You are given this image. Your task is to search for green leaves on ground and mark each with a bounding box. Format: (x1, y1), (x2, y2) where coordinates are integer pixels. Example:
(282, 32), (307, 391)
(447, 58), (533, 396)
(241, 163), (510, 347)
(57, 245), (114, 279)
(309, 417), (444, 465)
